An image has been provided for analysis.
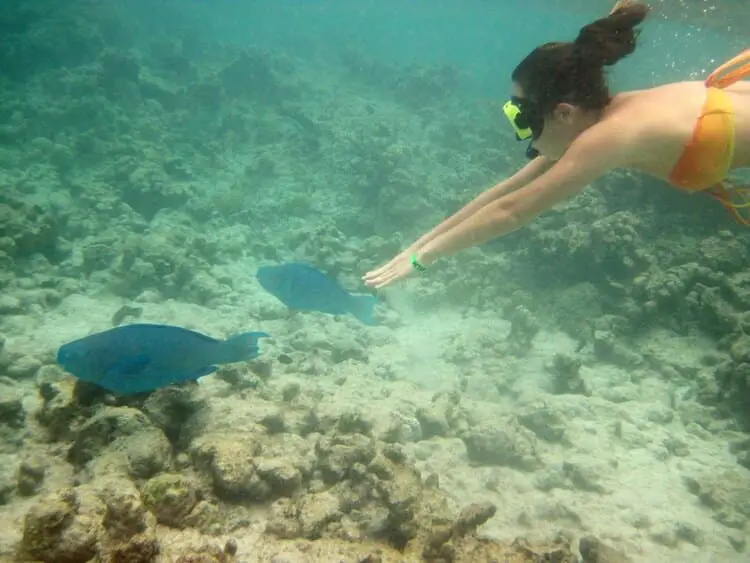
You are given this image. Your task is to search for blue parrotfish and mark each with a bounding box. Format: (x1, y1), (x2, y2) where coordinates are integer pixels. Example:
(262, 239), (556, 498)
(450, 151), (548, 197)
(56, 323), (270, 395)
(256, 262), (378, 325)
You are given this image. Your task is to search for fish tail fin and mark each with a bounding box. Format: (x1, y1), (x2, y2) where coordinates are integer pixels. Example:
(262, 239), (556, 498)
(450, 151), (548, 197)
(219, 331), (270, 363)
(349, 294), (378, 326)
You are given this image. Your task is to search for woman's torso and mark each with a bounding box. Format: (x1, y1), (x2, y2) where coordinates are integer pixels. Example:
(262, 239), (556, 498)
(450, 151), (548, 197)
(605, 80), (750, 183)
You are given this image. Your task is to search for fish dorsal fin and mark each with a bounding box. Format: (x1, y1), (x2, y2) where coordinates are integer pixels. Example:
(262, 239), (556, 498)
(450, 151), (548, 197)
(120, 324), (220, 344)
(183, 330), (220, 344)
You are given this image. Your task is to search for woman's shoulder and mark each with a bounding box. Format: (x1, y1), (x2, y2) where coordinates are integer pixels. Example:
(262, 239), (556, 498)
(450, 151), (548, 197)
(608, 81), (708, 117)
(593, 82), (709, 172)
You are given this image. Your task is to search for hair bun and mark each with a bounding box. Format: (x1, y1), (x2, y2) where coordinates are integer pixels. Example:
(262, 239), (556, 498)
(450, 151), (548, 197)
(573, 1), (650, 66)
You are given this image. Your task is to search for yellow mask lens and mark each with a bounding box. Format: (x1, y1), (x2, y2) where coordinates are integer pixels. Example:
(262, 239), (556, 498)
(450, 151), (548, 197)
(503, 100), (533, 141)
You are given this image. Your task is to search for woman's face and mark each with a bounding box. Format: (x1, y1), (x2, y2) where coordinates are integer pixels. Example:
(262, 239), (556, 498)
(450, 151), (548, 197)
(511, 83), (582, 161)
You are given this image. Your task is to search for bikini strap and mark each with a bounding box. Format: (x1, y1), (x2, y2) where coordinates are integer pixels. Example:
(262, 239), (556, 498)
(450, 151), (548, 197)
(709, 182), (750, 226)
(705, 49), (750, 89)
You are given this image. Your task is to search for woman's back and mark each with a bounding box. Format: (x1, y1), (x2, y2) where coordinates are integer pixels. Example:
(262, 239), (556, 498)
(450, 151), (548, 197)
(608, 80), (750, 179)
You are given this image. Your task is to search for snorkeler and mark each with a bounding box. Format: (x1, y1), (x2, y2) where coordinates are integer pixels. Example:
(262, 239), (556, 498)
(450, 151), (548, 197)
(363, 0), (750, 290)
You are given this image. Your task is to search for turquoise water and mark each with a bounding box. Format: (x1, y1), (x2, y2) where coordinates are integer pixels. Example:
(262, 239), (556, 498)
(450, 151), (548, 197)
(1, 1), (750, 561)
(133, 0), (747, 89)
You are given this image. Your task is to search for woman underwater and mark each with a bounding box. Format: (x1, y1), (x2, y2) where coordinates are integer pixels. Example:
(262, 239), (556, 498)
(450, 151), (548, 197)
(363, 0), (750, 290)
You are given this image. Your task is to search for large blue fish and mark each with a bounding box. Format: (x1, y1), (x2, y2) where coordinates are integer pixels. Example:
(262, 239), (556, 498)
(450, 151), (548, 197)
(257, 263), (377, 325)
(56, 323), (270, 395)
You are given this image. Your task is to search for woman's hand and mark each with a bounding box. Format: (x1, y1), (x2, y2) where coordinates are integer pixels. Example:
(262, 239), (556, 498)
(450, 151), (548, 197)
(363, 250), (417, 289)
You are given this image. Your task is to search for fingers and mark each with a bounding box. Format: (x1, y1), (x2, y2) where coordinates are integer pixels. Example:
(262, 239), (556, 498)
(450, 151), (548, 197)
(378, 270), (407, 288)
(366, 275), (391, 289)
(363, 271), (385, 285)
(375, 273), (399, 288)
(364, 273), (388, 288)
(366, 266), (410, 289)
(362, 252), (414, 288)
(364, 270), (394, 289)
(364, 258), (396, 276)
(363, 265), (388, 280)
(363, 257), (401, 282)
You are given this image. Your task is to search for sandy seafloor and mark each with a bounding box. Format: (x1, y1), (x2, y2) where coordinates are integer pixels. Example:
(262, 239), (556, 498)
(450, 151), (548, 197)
(1, 255), (749, 562)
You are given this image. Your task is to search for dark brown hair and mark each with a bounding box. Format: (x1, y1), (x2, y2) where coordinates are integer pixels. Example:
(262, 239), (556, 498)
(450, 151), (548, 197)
(511, 1), (651, 115)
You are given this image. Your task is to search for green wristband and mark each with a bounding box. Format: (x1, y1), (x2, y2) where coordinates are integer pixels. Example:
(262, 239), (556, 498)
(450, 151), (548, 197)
(411, 253), (426, 272)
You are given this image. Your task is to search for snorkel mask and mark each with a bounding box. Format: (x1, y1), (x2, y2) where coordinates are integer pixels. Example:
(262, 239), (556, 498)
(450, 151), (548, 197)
(503, 96), (543, 159)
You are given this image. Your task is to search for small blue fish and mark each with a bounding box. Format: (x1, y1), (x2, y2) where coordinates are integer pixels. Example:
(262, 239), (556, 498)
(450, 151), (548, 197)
(56, 323), (270, 395)
(257, 263), (377, 325)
